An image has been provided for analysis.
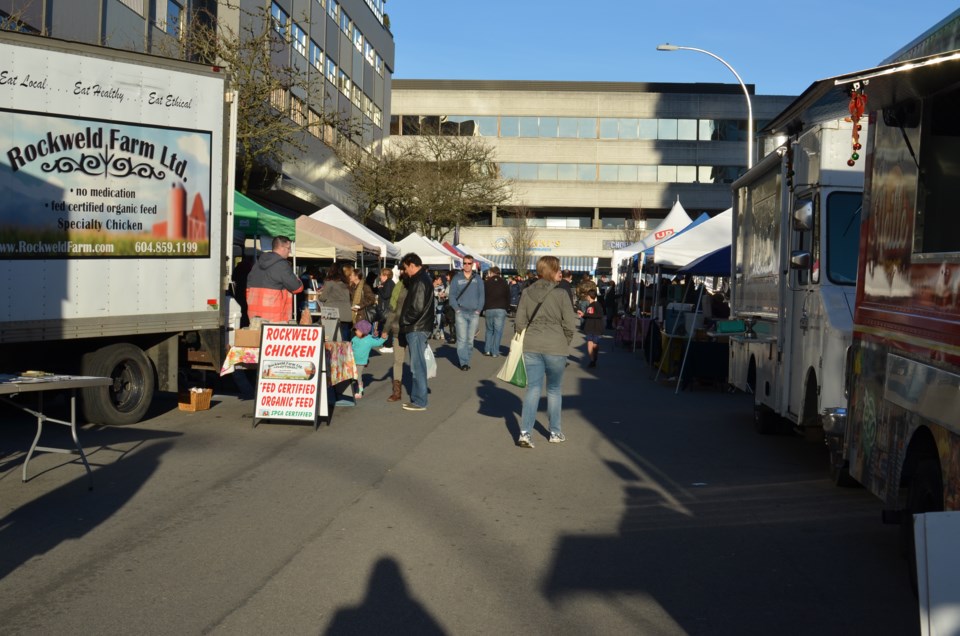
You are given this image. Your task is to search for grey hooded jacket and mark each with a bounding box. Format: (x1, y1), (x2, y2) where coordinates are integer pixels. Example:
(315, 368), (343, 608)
(514, 279), (578, 356)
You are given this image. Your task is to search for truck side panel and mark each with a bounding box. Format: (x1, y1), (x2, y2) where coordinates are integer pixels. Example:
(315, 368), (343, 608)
(0, 35), (224, 329)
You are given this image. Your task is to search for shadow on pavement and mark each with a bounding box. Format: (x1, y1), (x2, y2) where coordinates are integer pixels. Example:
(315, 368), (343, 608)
(324, 557), (446, 635)
(0, 438), (176, 581)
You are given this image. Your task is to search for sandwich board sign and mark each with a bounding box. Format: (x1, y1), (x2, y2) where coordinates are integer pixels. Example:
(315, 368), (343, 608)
(253, 324), (327, 429)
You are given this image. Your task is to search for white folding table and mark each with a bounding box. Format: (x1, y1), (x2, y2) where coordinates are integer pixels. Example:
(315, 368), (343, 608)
(0, 375), (112, 489)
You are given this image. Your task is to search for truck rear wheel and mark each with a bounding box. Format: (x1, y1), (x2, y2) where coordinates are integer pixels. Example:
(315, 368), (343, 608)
(81, 343), (154, 425)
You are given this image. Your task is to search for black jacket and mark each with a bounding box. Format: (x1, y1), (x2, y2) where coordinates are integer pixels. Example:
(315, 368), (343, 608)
(483, 276), (511, 311)
(400, 268), (435, 334)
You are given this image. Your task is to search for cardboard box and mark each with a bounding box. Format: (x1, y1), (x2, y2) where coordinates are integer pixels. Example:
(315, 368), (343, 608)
(234, 329), (262, 348)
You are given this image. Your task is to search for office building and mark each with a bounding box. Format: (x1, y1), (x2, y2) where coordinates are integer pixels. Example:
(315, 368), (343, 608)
(390, 80), (793, 270)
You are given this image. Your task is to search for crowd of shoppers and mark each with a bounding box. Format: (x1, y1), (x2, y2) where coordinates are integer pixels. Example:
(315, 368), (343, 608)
(241, 242), (612, 447)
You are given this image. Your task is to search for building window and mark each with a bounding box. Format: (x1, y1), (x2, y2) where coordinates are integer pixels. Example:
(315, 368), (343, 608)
(338, 69), (350, 96)
(578, 164), (595, 181)
(364, 41), (375, 65)
(373, 105), (382, 128)
(500, 117), (519, 137)
(310, 40), (324, 71)
(599, 165), (618, 182)
(291, 22), (307, 57)
(156, 0), (184, 37)
(599, 118), (619, 139)
(375, 53), (383, 76)
(271, 2), (289, 39)
(328, 0), (339, 21)
(638, 165), (658, 182)
(639, 119), (658, 140)
(291, 96), (307, 126)
(120, 0), (144, 15)
(351, 83), (361, 108)
(353, 26), (363, 52)
(518, 117), (539, 137)
(618, 118), (639, 140)
(308, 109), (323, 138)
(326, 58), (337, 84)
(270, 87), (287, 112)
(677, 119), (698, 141)
(340, 10), (350, 35)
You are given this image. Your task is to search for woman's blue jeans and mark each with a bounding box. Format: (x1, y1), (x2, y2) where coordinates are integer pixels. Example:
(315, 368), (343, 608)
(520, 352), (566, 437)
(483, 309), (507, 355)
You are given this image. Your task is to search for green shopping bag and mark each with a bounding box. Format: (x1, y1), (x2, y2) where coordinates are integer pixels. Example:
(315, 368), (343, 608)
(496, 330), (527, 388)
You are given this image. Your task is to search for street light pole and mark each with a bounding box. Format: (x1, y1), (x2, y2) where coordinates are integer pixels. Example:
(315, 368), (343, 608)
(656, 44), (754, 170)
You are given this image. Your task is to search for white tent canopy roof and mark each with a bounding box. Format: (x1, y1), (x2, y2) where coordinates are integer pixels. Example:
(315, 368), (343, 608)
(612, 199), (693, 264)
(309, 204), (400, 259)
(654, 208), (733, 269)
(456, 244), (494, 266)
(395, 232), (461, 267)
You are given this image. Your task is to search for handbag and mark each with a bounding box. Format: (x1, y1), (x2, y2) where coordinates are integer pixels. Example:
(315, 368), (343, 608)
(496, 330), (528, 387)
(496, 296), (547, 388)
(424, 343), (437, 379)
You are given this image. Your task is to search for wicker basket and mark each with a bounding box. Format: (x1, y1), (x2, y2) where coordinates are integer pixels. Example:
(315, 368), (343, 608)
(178, 388), (213, 412)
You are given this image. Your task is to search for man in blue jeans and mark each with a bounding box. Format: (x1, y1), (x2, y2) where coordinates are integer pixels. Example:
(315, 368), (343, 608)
(482, 266), (510, 357)
(448, 255), (485, 371)
(398, 253), (435, 411)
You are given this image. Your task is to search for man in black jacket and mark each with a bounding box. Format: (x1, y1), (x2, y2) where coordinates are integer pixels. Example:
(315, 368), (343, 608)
(398, 253), (435, 411)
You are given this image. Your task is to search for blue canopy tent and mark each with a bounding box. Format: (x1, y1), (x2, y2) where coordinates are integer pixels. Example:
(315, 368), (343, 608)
(677, 245), (731, 276)
(669, 244), (733, 393)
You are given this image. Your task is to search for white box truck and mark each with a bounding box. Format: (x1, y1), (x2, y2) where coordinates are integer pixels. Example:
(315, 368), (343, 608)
(0, 31), (230, 424)
(728, 119), (863, 443)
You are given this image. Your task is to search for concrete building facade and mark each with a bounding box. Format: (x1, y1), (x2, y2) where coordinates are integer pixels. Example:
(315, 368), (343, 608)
(390, 80), (793, 270)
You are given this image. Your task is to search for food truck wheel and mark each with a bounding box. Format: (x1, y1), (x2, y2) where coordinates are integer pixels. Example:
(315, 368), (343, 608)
(81, 343), (155, 425)
(902, 459), (944, 595)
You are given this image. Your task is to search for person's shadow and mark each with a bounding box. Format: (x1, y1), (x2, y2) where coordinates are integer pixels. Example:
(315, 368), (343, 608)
(325, 557), (446, 635)
(476, 379), (528, 442)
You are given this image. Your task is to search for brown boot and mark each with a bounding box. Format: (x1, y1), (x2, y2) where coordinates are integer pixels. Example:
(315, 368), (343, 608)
(387, 379), (402, 402)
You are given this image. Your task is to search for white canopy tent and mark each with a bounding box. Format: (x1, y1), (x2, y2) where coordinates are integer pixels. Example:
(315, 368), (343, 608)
(395, 232), (462, 267)
(456, 244), (494, 266)
(309, 204), (401, 260)
(654, 209), (733, 269)
(612, 199), (694, 265)
(294, 215), (380, 260)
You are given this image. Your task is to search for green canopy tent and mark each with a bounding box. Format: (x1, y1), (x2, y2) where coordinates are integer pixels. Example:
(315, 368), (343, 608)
(233, 191), (296, 240)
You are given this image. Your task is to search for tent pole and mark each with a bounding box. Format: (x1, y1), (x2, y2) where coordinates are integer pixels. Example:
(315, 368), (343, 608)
(676, 285), (705, 394)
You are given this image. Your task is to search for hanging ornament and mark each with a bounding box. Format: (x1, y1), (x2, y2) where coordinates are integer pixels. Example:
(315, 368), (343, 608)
(845, 81), (868, 166)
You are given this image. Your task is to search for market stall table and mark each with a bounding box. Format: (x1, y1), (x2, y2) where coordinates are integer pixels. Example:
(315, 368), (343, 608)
(0, 374), (112, 488)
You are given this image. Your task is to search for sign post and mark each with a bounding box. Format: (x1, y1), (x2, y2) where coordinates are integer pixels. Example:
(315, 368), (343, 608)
(253, 324), (327, 430)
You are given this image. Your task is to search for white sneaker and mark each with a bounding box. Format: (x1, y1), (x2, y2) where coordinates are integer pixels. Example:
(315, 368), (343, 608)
(379, 346), (394, 353)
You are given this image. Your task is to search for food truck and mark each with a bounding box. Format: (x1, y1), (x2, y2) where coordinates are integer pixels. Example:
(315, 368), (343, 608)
(728, 118), (863, 442)
(0, 30), (230, 424)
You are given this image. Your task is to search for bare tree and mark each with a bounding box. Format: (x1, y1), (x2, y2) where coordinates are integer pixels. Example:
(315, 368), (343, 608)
(342, 133), (512, 241)
(506, 205), (537, 277)
(622, 204), (647, 244)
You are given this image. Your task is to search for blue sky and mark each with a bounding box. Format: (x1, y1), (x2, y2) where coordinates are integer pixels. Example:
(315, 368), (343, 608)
(387, 1), (958, 96)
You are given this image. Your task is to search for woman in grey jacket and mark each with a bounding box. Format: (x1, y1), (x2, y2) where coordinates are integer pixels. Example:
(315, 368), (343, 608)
(514, 255), (579, 448)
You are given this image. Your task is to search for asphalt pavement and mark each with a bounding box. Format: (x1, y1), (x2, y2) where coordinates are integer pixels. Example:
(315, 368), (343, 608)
(0, 325), (920, 635)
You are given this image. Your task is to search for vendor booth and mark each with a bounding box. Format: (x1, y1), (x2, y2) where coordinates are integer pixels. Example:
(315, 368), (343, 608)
(294, 215), (380, 260)
(309, 204), (400, 261)
(234, 191), (296, 244)
(396, 232), (462, 268)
